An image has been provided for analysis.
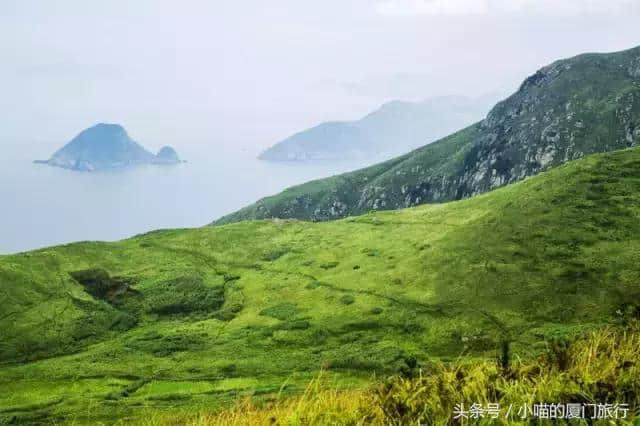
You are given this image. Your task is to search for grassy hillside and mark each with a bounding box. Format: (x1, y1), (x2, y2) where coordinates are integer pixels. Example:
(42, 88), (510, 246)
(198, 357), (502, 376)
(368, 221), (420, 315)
(2, 146), (640, 423)
(217, 45), (640, 224)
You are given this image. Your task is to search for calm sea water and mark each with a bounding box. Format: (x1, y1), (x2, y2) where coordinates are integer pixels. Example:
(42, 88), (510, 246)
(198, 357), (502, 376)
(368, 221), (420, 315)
(0, 145), (376, 254)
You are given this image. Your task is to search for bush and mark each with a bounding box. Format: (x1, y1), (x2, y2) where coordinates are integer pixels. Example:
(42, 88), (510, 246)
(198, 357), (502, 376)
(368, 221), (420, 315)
(218, 363), (237, 377)
(310, 329), (329, 345)
(399, 356), (420, 378)
(342, 321), (380, 332)
(362, 248), (381, 257)
(340, 295), (355, 305)
(320, 261), (339, 270)
(261, 246), (291, 262)
(328, 357), (384, 372)
(278, 320), (310, 330)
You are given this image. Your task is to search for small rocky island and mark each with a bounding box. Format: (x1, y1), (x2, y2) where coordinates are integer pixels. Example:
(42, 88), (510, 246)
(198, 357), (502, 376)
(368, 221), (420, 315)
(35, 123), (183, 171)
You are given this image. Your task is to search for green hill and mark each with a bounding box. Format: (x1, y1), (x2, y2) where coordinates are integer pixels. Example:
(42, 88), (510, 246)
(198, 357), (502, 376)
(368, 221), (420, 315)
(217, 45), (640, 224)
(2, 145), (640, 423)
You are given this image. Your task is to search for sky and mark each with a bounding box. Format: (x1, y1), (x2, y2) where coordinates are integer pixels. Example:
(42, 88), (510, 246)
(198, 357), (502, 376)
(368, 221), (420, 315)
(1, 0), (640, 157)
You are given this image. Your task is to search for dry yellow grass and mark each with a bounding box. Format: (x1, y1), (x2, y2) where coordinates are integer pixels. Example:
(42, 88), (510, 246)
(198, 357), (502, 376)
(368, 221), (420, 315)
(149, 325), (640, 425)
(182, 375), (382, 426)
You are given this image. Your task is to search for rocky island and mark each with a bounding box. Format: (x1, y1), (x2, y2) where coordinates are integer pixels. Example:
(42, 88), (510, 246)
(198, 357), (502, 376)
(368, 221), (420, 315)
(35, 123), (182, 171)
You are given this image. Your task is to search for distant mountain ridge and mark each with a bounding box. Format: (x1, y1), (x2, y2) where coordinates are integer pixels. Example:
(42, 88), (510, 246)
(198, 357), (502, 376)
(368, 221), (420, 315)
(258, 95), (497, 161)
(35, 123), (182, 171)
(218, 45), (640, 223)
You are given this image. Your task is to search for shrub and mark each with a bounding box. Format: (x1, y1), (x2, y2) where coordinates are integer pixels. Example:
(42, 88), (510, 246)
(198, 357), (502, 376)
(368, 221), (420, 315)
(320, 261), (339, 270)
(499, 339), (510, 371)
(259, 302), (300, 321)
(362, 248), (381, 257)
(279, 320), (310, 330)
(218, 363), (237, 377)
(340, 295), (355, 305)
(261, 246), (291, 262)
(328, 357), (384, 372)
(110, 312), (138, 331)
(342, 321), (380, 332)
(398, 356), (420, 378)
(223, 274), (241, 283)
(310, 329), (329, 345)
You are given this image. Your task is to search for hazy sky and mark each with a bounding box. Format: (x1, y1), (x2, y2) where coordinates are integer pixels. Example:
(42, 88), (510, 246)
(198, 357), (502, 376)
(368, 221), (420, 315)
(2, 0), (640, 156)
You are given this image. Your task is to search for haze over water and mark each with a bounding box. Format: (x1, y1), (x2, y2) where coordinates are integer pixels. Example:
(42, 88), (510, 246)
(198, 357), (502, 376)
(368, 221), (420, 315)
(0, 143), (374, 254)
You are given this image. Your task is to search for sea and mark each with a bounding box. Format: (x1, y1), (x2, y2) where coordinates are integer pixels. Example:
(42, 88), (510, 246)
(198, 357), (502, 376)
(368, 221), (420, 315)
(0, 143), (378, 254)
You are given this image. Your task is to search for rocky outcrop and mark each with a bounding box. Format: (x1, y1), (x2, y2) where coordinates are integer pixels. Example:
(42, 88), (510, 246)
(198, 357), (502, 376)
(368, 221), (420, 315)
(153, 146), (181, 164)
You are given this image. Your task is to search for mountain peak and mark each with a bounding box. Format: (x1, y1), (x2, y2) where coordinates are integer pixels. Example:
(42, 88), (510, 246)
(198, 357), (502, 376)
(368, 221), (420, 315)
(92, 122), (124, 129)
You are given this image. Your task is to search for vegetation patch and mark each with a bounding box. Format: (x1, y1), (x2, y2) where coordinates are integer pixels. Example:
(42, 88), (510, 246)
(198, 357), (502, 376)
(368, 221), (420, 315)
(125, 331), (206, 357)
(145, 276), (225, 316)
(261, 246), (291, 262)
(340, 295), (355, 305)
(362, 247), (381, 257)
(259, 302), (301, 321)
(328, 357), (385, 372)
(341, 321), (381, 332)
(319, 261), (339, 269)
(305, 281), (324, 289)
(69, 268), (138, 306)
(276, 320), (311, 330)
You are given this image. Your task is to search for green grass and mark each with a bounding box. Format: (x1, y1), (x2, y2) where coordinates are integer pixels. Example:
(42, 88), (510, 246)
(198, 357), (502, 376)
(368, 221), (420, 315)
(2, 146), (640, 423)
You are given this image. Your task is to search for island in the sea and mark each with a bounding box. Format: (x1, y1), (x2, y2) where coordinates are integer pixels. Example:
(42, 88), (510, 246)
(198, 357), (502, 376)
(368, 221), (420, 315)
(34, 123), (183, 171)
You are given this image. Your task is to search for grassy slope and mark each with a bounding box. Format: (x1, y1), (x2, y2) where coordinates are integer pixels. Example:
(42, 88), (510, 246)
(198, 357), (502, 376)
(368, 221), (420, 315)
(171, 326), (640, 425)
(217, 123), (479, 222)
(2, 146), (640, 423)
(217, 45), (640, 224)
